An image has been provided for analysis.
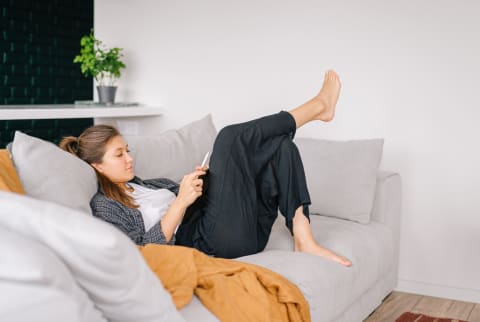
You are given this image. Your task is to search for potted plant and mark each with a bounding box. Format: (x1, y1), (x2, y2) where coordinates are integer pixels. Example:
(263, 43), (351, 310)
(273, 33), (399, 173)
(74, 30), (126, 104)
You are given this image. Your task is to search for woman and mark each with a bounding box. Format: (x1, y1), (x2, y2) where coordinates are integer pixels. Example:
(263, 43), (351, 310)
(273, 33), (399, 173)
(60, 70), (352, 267)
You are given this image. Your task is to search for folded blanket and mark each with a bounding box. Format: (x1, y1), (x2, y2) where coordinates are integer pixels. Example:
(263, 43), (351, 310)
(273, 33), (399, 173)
(139, 244), (311, 322)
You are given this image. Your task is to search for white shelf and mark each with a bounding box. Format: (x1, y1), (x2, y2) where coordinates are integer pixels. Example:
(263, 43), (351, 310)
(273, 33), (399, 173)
(0, 104), (163, 120)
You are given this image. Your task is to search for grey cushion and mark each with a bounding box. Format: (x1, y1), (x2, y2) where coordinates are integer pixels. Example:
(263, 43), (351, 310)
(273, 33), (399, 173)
(295, 138), (383, 223)
(11, 131), (98, 215)
(242, 215), (394, 322)
(125, 114), (217, 183)
(0, 191), (185, 322)
(0, 226), (106, 322)
(180, 297), (220, 322)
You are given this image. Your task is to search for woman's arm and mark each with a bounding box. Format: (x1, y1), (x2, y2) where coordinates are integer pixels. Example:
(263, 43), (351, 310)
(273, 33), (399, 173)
(160, 168), (206, 241)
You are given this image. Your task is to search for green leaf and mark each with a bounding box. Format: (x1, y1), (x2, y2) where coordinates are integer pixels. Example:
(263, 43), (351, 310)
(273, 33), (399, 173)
(73, 29), (126, 85)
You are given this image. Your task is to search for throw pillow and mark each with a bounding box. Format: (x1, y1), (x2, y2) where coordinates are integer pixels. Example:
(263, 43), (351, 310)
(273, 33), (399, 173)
(294, 137), (383, 224)
(124, 114), (217, 182)
(11, 131), (98, 215)
(0, 225), (106, 322)
(0, 149), (24, 194)
(0, 191), (186, 322)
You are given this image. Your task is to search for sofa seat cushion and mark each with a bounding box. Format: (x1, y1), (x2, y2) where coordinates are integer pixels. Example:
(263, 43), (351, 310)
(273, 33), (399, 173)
(238, 215), (394, 321)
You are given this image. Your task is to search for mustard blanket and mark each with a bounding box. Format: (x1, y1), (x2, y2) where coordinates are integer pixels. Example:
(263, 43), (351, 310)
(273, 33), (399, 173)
(139, 244), (311, 322)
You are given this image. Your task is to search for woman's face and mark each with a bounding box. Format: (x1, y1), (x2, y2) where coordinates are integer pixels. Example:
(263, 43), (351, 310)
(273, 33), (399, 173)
(91, 135), (135, 185)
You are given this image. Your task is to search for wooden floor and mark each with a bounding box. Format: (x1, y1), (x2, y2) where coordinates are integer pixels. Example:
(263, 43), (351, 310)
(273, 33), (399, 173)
(364, 291), (480, 322)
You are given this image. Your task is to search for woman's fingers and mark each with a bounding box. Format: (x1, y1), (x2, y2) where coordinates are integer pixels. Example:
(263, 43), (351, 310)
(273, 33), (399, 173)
(193, 169), (206, 177)
(180, 171), (205, 196)
(178, 172), (205, 207)
(192, 178), (203, 187)
(195, 165), (209, 171)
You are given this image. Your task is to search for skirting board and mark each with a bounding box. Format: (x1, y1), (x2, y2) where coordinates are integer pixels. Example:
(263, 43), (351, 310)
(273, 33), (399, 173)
(396, 279), (480, 303)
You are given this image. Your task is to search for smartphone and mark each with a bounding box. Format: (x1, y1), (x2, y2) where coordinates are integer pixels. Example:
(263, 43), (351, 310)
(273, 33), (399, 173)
(199, 151), (210, 186)
(201, 151), (210, 168)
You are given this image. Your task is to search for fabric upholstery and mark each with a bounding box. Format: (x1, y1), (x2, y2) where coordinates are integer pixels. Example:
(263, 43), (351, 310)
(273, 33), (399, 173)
(180, 297), (220, 322)
(294, 137), (383, 223)
(124, 114), (217, 182)
(0, 226), (106, 322)
(0, 191), (185, 322)
(242, 214), (394, 322)
(11, 131), (97, 215)
(0, 149), (24, 194)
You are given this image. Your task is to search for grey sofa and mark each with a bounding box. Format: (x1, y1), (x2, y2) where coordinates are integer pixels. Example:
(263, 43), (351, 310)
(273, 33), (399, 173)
(180, 171), (402, 322)
(1, 115), (401, 322)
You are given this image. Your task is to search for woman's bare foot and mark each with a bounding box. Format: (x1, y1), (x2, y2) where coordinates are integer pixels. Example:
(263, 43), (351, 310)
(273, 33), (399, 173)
(313, 70), (341, 122)
(294, 239), (352, 267)
(288, 69), (342, 128)
(293, 207), (352, 267)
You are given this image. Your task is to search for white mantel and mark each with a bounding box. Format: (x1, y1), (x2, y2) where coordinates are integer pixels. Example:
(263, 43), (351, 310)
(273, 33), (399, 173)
(0, 104), (163, 120)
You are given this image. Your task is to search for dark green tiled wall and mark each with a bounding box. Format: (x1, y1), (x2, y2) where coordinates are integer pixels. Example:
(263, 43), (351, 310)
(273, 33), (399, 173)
(0, 0), (93, 104)
(0, 0), (94, 147)
(0, 118), (93, 148)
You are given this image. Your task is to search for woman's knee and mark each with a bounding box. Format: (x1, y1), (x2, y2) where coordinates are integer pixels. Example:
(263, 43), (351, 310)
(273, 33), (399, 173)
(215, 124), (239, 146)
(278, 137), (299, 155)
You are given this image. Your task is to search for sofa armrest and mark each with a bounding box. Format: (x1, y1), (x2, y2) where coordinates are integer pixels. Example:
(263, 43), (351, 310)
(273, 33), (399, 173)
(370, 171), (402, 278)
(371, 171), (402, 225)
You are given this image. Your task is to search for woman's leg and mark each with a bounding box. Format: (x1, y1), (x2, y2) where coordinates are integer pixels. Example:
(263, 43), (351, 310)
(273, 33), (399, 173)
(256, 138), (352, 267)
(186, 112), (299, 258)
(292, 206), (352, 266)
(288, 70), (352, 266)
(288, 70), (341, 128)
(181, 70), (349, 264)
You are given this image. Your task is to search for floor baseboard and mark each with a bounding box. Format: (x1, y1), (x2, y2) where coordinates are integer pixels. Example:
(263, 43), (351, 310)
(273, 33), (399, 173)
(396, 279), (480, 303)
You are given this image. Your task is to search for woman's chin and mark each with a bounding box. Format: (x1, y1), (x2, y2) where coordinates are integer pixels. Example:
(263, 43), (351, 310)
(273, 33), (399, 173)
(127, 172), (135, 181)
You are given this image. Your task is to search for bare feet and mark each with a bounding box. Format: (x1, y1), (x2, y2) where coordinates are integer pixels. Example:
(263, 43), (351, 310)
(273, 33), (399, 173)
(295, 239), (352, 267)
(293, 208), (352, 267)
(314, 70), (341, 122)
(287, 70), (342, 128)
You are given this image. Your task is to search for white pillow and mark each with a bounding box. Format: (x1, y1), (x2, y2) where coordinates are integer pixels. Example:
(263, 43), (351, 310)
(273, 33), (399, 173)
(295, 138), (384, 224)
(11, 131), (97, 215)
(0, 191), (186, 322)
(0, 226), (106, 322)
(125, 114), (217, 182)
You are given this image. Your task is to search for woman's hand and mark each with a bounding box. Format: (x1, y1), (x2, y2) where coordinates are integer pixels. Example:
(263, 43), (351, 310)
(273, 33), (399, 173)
(161, 166), (208, 242)
(175, 169), (206, 209)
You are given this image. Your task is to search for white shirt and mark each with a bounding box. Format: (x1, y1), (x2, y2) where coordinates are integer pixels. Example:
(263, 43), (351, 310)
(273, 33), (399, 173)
(128, 183), (177, 232)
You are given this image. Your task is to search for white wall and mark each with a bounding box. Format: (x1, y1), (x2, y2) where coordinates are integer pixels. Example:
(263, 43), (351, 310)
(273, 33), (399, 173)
(95, 0), (480, 302)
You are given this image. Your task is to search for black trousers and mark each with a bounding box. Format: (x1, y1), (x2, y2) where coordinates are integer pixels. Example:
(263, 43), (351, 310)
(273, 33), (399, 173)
(176, 111), (311, 258)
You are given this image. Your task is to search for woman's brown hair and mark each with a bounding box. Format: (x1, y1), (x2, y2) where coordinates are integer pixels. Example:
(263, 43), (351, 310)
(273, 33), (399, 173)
(59, 125), (138, 208)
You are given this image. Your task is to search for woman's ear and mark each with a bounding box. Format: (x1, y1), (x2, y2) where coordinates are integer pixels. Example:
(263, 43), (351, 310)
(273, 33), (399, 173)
(90, 162), (103, 173)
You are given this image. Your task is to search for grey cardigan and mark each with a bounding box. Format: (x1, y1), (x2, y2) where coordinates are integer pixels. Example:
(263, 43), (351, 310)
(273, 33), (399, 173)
(90, 176), (180, 246)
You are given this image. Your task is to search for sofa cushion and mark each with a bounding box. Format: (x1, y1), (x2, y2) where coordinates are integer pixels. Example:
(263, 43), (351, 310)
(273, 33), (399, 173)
(242, 215), (394, 322)
(11, 131), (97, 215)
(0, 225), (106, 322)
(0, 149), (24, 194)
(124, 114), (217, 183)
(0, 191), (185, 322)
(180, 296), (220, 322)
(295, 138), (383, 223)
